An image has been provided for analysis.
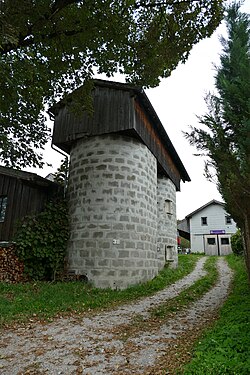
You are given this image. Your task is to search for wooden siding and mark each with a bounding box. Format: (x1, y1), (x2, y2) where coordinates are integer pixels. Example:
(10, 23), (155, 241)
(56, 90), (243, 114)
(52, 86), (135, 154)
(0, 172), (59, 242)
(133, 99), (181, 189)
(189, 203), (237, 236)
(51, 80), (190, 189)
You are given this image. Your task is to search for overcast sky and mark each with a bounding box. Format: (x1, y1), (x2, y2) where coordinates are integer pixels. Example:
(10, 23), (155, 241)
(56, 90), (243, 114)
(27, 1), (250, 220)
(147, 27), (224, 219)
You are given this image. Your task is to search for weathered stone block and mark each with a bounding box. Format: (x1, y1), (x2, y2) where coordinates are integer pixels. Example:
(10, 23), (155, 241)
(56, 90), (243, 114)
(118, 250), (130, 258)
(120, 215), (130, 222)
(125, 241), (135, 249)
(98, 259), (110, 267)
(112, 259), (124, 267)
(124, 259), (135, 267)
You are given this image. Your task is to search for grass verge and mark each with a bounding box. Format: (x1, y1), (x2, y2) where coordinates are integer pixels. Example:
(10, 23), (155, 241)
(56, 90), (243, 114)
(0, 254), (198, 328)
(179, 254), (250, 375)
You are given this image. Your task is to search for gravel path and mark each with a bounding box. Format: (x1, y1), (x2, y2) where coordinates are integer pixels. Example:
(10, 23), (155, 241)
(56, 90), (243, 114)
(0, 257), (233, 375)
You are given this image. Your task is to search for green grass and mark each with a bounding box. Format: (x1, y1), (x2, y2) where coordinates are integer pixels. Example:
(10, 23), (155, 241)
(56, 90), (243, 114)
(180, 255), (250, 375)
(0, 254), (198, 327)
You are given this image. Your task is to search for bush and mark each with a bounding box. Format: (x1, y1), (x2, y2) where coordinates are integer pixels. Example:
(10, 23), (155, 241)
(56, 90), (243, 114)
(14, 198), (69, 280)
(231, 230), (244, 256)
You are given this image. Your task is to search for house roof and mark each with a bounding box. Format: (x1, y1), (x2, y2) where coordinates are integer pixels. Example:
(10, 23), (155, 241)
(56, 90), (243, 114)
(0, 166), (57, 188)
(185, 199), (225, 219)
(50, 79), (191, 186)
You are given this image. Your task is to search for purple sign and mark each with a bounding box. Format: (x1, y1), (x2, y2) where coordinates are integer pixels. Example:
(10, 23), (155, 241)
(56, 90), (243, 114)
(210, 230), (225, 234)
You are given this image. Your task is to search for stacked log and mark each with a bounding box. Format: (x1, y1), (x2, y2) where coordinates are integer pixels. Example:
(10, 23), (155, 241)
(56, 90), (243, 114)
(0, 245), (25, 283)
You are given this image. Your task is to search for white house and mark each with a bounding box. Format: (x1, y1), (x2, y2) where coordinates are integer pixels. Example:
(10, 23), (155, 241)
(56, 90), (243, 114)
(185, 200), (237, 255)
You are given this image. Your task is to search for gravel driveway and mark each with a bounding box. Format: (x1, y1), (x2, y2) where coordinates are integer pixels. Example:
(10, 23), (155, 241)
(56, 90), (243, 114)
(0, 257), (233, 375)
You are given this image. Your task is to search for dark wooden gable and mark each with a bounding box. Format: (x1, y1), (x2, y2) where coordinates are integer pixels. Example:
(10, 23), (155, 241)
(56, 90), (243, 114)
(0, 167), (60, 242)
(50, 79), (190, 190)
(51, 83), (135, 153)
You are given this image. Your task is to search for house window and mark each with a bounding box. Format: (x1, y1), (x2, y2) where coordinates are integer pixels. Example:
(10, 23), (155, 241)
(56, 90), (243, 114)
(0, 196), (7, 222)
(207, 237), (216, 245)
(165, 199), (172, 215)
(221, 237), (230, 245)
(225, 215), (232, 224)
(201, 217), (207, 225)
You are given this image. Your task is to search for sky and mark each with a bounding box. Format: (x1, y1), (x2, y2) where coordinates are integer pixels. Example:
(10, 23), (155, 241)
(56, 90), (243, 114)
(25, 1), (250, 220)
(147, 29), (224, 219)
(147, 0), (250, 219)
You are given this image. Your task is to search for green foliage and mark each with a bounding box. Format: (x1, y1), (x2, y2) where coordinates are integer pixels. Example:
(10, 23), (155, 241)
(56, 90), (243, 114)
(0, 0), (224, 168)
(14, 199), (69, 281)
(53, 157), (69, 187)
(0, 254), (196, 327)
(181, 255), (250, 375)
(180, 236), (191, 250)
(231, 229), (244, 256)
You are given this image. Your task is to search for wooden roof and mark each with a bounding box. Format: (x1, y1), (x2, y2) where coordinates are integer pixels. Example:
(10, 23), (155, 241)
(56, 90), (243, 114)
(0, 166), (56, 188)
(50, 79), (190, 190)
(0, 166), (60, 241)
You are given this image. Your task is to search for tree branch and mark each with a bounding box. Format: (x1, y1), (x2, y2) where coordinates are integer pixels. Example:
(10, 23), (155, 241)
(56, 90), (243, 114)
(50, 0), (82, 18)
(1, 0), (83, 54)
(134, 0), (200, 8)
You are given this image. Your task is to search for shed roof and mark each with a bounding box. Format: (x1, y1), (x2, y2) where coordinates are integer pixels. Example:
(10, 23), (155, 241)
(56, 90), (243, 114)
(0, 166), (57, 188)
(50, 79), (190, 187)
(185, 199), (225, 219)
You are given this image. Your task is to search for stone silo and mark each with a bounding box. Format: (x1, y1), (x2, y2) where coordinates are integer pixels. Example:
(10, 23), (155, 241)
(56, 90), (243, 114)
(68, 135), (158, 289)
(51, 79), (190, 289)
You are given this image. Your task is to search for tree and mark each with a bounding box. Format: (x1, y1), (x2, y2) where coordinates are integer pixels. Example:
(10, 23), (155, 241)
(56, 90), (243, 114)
(231, 229), (244, 256)
(0, 0), (224, 168)
(185, 3), (250, 281)
(179, 236), (191, 252)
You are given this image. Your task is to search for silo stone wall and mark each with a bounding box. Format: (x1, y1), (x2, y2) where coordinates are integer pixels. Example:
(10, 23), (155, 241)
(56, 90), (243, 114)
(157, 175), (178, 270)
(67, 134), (158, 289)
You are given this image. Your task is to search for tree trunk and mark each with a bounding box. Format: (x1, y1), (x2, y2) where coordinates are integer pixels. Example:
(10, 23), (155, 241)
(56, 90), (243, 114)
(243, 215), (250, 285)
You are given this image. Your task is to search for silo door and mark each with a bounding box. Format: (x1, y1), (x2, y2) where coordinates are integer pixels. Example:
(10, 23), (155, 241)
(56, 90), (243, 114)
(204, 235), (219, 255)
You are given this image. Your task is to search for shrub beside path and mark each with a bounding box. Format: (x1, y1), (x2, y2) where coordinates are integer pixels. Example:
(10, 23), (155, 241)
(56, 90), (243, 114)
(0, 257), (233, 375)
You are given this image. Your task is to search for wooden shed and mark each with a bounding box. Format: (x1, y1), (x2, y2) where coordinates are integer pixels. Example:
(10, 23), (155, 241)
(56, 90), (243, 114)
(0, 166), (60, 242)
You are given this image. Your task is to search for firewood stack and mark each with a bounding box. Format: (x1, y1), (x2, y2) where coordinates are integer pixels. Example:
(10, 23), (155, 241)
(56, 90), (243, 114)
(0, 245), (25, 283)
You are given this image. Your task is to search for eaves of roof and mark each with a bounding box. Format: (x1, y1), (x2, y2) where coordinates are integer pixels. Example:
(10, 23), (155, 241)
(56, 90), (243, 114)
(50, 79), (191, 183)
(185, 199), (225, 219)
(0, 166), (57, 188)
